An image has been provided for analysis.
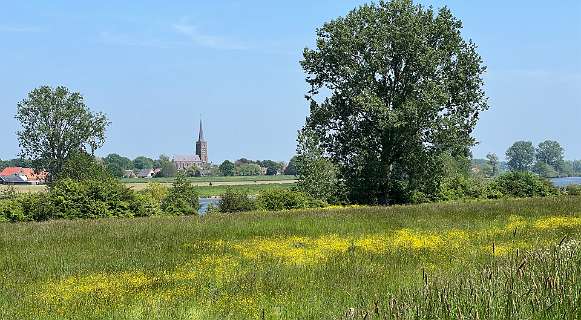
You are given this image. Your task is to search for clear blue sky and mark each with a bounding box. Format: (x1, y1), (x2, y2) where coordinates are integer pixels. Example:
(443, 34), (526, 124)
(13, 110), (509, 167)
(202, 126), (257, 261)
(1, 1), (580, 163)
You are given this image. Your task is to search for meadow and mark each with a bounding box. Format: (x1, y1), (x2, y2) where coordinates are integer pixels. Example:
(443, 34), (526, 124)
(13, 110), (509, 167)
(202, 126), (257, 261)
(1, 180), (296, 198)
(0, 196), (580, 319)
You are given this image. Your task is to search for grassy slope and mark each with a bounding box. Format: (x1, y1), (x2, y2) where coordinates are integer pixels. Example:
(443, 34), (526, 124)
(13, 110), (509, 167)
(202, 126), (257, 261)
(0, 197), (580, 319)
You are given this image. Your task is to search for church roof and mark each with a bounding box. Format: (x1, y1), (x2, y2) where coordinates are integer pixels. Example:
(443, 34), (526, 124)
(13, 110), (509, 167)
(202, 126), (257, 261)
(174, 155), (202, 162)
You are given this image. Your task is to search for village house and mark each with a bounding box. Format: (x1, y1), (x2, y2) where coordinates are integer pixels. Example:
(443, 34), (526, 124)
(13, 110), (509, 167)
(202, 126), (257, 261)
(0, 167), (48, 185)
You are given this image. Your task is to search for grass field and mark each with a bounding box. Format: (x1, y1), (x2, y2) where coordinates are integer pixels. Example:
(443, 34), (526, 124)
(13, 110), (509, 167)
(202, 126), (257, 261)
(121, 175), (297, 184)
(1, 180), (296, 197)
(1, 196), (580, 319)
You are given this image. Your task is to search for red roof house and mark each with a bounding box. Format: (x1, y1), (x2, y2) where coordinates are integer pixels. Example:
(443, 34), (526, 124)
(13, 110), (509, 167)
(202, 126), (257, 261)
(0, 167), (48, 183)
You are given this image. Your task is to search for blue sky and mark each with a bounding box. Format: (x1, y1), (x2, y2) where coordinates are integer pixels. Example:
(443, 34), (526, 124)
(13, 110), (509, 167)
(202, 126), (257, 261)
(1, 0), (580, 163)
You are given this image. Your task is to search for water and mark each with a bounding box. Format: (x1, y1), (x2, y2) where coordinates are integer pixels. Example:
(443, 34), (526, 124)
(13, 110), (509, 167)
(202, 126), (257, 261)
(199, 197), (220, 214)
(551, 177), (581, 187)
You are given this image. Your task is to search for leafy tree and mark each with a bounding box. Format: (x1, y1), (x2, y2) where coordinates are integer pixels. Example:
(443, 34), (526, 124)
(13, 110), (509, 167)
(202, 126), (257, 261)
(236, 163), (262, 176)
(295, 129), (343, 202)
(284, 156), (298, 176)
(532, 162), (559, 178)
(56, 151), (111, 182)
(486, 153), (500, 177)
(15, 86), (109, 180)
(157, 155), (177, 177)
(160, 173), (199, 215)
(103, 153), (134, 177)
(133, 156), (154, 170)
(219, 160), (236, 176)
(260, 160), (284, 176)
(536, 140), (564, 173)
(506, 141), (535, 172)
(300, 0), (487, 204)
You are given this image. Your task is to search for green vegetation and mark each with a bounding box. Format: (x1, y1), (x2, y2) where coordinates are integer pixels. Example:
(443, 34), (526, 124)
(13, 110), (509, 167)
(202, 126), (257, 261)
(1, 196), (579, 319)
(300, 0), (488, 204)
(121, 175), (297, 184)
(15, 86), (109, 180)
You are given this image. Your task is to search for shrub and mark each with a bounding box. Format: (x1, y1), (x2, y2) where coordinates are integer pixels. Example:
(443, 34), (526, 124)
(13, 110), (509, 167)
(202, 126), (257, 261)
(438, 175), (487, 201)
(161, 174), (199, 215)
(0, 198), (26, 222)
(492, 171), (559, 198)
(564, 185), (581, 196)
(46, 178), (140, 219)
(218, 188), (257, 213)
(256, 189), (311, 211)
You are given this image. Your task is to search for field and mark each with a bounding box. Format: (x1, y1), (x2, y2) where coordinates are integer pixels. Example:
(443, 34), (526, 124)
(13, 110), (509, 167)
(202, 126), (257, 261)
(121, 175), (297, 184)
(1, 196), (580, 319)
(0, 177), (296, 197)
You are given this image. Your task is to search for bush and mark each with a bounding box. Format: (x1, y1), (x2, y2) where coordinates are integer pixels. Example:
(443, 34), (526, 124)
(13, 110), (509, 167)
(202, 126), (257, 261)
(492, 171), (559, 198)
(218, 188), (257, 213)
(256, 189), (311, 211)
(438, 175), (488, 202)
(564, 185), (581, 196)
(161, 174), (199, 215)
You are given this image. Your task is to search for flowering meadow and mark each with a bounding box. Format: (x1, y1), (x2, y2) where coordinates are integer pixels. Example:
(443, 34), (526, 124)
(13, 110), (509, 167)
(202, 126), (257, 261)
(0, 196), (580, 319)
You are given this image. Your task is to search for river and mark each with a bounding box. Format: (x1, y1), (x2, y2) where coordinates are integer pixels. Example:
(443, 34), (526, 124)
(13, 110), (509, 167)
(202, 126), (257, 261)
(551, 177), (581, 187)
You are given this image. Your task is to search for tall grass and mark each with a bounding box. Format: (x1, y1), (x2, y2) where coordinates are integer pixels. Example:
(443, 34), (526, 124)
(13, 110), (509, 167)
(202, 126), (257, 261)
(0, 196), (579, 319)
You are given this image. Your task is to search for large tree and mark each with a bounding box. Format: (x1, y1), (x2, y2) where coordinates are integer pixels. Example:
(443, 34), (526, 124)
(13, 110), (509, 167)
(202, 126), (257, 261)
(535, 140), (564, 173)
(506, 141), (535, 172)
(103, 153), (134, 177)
(15, 86), (109, 180)
(219, 160), (236, 176)
(300, 0), (487, 204)
(133, 156), (154, 170)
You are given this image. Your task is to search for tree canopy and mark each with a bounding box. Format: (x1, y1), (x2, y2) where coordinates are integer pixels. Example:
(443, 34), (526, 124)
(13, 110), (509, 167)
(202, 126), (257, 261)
(15, 86), (109, 180)
(506, 141), (535, 172)
(535, 140), (564, 173)
(300, 0), (487, 204)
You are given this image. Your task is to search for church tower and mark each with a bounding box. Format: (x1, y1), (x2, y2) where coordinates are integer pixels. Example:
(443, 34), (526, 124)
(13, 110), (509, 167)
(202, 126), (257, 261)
(196, 119), (208, 163)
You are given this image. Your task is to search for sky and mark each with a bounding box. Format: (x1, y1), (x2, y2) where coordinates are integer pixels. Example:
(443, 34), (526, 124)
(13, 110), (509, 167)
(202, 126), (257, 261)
(1, 0), (580, 163)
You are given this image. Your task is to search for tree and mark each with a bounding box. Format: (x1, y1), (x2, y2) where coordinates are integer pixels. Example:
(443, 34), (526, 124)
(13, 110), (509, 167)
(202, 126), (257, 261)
(300, 0), (487, 204)
(15, 86), (109, 180)
(236, 163), (261, 176)
(260, 160), (284, 175)
(160, 173), (199, 215)
(486, 153), (500, 177)
(506, 141), (535, 172)
(284, 156), (298, 176)
(536, 140), (564, 173)
(219, 160), (236, 176)
(157, 155), (177, 177)
(133, 156), (154, 170)
(295, 129), (343, 202)
(102, 153), (133, 177)
(532, 161), (558, 178)
(56, 151), (111, 182)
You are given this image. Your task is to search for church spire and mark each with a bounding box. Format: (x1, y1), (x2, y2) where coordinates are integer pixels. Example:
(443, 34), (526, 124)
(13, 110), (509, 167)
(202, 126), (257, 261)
(198, 118), (205, 142)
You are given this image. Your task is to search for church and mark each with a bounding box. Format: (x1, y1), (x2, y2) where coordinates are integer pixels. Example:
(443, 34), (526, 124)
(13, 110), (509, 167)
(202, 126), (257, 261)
(173, 120), (208, 170)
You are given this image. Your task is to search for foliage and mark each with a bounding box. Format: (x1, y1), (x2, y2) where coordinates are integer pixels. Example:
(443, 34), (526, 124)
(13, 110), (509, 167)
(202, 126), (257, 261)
(236, 163), (262, 176)
(102, 153), (134, 178)
(259, 160), (284, 176)
(532, 161), (559, 178)
(15, 86), (109, 181)
(295, 129), (343, 203)
(492, 171), (559, 198)
(284, 156), (298, 176)
(301, 0), (487, 204)
(564, 185), (581, 196)
(506, 141), (535, 172)
(486, 153), (499, 177)
(256, 188), (324, 211)
(55, 151), (111, 182)
(160, 174), (199, 215)
(218, 188), (257, 213)
(437, 175), (488, 202)
(156, 155), (177, 178)
(535, 140), (564, 173)
(0, 158), (33, 171)
(218, 160), (235, 176)
(133, 156), (154, 170)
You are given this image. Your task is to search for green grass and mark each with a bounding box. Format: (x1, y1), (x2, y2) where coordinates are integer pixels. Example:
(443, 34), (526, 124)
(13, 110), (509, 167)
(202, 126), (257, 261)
(2, 182), (296, 197)
(0, 196), (580, 319)
(121, 175), (297, 184)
